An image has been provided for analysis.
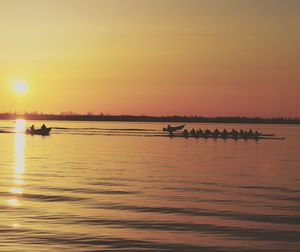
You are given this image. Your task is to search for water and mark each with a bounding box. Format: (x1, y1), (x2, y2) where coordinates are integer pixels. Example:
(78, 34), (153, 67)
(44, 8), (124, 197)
(0, 120), (299, 251)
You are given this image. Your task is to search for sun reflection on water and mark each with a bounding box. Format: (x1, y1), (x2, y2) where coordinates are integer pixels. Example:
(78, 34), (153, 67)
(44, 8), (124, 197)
(13, 179), (25, 185)
(7, 198), (20, 207)
(12, 223), (21, 229)
(7, 119), (26, 230)
(13, 133), (25, 174)
(14, 119), (26, 133)
(10, 187), (23, 194)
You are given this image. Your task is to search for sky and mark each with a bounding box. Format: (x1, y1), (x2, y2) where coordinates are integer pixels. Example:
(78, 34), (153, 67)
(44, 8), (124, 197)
(0, 0), (299, 117)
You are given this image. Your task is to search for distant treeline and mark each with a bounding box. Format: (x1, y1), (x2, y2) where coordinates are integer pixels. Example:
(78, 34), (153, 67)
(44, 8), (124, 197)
(0, 113), (299, 124)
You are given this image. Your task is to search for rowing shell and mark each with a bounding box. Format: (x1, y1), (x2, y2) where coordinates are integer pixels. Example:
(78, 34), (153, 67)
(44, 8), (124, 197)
(166, 134), (284, 140)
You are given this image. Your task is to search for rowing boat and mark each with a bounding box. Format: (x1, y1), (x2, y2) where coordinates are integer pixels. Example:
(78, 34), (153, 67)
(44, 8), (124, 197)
(168, 134), (284, 140)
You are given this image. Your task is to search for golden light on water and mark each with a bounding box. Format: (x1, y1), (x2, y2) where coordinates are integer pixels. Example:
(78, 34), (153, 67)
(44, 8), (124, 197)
(14, 134), (26, 174)
(14, 119), (26, 133)
(12, 223), (21, 229)
(14, 179), (25, 185)
(8, 120), (26, 208)
(10, 188), (23, 195)
(7, 198), (20, 206)
(13, 174), (23, 179)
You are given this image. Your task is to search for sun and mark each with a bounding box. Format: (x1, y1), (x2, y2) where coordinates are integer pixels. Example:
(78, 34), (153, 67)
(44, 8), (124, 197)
(13, 80), (27, 95)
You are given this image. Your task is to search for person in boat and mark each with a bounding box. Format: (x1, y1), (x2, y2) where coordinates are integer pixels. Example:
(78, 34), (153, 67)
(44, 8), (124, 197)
(231, 129), (238, 138)
(204, 129), (211, 137)
(239, 129), (245, 137)
(213, 129), (219, 138)
(195, 130), (201, 138)
(41, 124), (47, 130)
(190, 128), (196, 137)
(221, 129), (229, 138)
(163, 125), (171, 131)
(248, 129), (253, 136)
(183, 129), (189, 138)
(198, 129), (204, 136)
(30, 125), (35, 131)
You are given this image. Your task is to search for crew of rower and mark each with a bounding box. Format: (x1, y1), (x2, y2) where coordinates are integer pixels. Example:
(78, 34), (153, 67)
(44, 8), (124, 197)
(180, 128), (260, 139)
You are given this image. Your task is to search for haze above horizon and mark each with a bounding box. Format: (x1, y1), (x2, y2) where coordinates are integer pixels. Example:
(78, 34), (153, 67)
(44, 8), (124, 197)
(0, 0), (299, 117)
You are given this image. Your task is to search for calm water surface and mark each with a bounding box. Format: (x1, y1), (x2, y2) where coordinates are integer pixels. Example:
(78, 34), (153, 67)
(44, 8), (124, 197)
(0, 120), (299, 251)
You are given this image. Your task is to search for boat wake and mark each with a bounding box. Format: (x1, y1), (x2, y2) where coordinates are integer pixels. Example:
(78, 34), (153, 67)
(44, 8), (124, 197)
(0, 125), (284, 140)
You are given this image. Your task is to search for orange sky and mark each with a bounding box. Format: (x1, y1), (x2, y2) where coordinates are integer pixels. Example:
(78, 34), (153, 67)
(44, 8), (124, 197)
(0, 0), (299, 117)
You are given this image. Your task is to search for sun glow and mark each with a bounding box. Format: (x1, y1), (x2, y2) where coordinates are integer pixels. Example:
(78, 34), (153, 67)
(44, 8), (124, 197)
(13, 80), (27, 95)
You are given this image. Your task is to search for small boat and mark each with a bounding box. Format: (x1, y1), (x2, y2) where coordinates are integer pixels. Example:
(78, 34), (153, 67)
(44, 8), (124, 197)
(163, 124), (185, 132)
(26, 127), (52, 136)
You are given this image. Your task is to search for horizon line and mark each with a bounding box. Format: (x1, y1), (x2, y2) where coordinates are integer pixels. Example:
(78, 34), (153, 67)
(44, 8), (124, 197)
(0, 112), (299, 120)
(0, 112), (299, 124)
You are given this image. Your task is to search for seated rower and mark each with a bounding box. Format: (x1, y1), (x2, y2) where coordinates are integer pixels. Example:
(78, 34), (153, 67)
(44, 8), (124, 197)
(41, 124), (47, 130)
(213, 129), (219, 136)
(231, 129), (238, 138)
(198, 129), (204, 136)
(190, 128), (196, 137)
(205, 129), (211, 136)
(221, 129), (229, 138)
(239, 129), (245, 136)
(183, 129), (189, 138)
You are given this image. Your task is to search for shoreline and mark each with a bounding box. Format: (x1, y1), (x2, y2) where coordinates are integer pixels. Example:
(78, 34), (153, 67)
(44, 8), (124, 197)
(0, 114), (299, 124)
